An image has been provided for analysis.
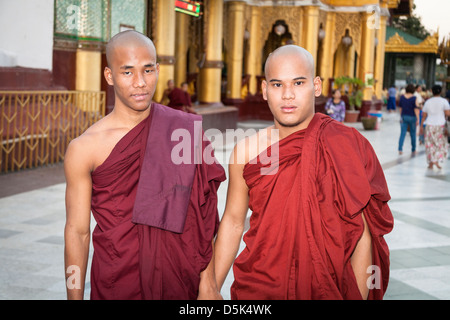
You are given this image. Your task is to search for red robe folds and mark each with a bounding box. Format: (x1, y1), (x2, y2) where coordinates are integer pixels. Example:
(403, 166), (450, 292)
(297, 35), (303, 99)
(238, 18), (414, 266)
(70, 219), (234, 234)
(90, 104), (225, 300)
(231, 113), (393, 300)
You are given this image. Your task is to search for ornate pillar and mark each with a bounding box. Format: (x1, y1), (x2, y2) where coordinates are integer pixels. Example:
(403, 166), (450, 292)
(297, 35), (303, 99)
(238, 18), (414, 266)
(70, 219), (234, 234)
(246, 6), (262, 95)
(359, 11), (376, 101)
(76, 49), (101, 92)
(154, 0), (175, 102)
(175, 12), (189, 87)
(319, 11), (335, 96)
(198, 0), (224, 105)
(374, 5), (387, 98)
(302, 5), (320, 66)
(346, 44), (356, 78)
(413, 54), (424, 82)
(226, 1), (245, 103)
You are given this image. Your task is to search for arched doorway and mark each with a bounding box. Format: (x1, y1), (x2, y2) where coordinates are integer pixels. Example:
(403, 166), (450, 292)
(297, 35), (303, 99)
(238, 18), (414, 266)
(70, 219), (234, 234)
(333, 29), (357, 80)
(262, 20), (293, 72)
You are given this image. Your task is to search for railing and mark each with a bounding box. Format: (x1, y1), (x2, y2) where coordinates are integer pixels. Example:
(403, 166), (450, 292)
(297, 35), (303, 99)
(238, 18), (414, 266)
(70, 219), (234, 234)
(0, 91), (105, 173)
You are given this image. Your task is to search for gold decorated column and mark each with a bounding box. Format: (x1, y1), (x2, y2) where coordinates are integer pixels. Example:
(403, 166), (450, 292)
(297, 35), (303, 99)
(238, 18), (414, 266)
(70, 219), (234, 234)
(76, 50), (101, 92)
(319, 11), (335, 96)
(198, 0), (224, 105)
(302, 5), (320, 66)
(175, 12), (189, 87)
(346, 44), (356, 78)
(359, 10), (376, 101)
(245, 6), (262, 95)
(374, 5), (387, 99)
(154, 0), (175, 102)
(226, 1), (245, 102)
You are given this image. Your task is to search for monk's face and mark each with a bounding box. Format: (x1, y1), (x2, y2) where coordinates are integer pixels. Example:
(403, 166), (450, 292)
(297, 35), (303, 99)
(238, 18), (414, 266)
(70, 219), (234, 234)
(105, 43), (159, 112)
(262, 50), (322, 131)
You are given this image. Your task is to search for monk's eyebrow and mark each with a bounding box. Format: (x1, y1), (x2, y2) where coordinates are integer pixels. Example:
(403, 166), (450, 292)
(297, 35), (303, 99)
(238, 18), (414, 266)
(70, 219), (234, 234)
(269, 76), (307, 82)
(119, 63), (155, 70)
(120, 65), (134, 70)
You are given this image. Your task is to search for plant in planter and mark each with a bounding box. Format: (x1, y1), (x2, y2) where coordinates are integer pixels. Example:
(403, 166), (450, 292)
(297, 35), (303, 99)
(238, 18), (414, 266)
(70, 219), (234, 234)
(334, 76), (364, 122)
(334, 76), (364, 110)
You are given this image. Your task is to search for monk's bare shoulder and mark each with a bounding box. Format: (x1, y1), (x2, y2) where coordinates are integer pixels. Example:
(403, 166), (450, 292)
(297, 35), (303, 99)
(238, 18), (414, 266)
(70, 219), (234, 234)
(65, 114), (117, 173)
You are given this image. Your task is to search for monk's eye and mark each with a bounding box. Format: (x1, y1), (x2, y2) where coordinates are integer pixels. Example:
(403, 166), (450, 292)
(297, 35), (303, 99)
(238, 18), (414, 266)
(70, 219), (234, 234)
(122, 71), (132, 76)
(144, 69), (153, 74)
(272, 83), (282, 88)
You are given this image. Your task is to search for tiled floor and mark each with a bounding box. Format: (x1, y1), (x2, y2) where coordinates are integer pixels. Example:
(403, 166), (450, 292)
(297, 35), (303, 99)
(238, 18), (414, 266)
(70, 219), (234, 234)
(0, 110), (449, 300)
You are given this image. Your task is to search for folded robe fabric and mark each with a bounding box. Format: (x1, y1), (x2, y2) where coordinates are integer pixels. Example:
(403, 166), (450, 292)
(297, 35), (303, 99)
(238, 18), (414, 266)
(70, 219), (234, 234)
(132, 103), (201, 233)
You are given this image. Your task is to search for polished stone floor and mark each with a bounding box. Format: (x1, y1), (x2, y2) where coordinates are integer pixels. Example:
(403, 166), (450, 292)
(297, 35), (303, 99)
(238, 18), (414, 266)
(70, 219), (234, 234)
(0, 110), (449, 300)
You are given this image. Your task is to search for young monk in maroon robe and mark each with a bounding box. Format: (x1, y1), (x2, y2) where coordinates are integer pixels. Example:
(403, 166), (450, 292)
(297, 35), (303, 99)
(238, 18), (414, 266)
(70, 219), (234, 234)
(64, 30), (225, 300)
(160, 79), (196, 114)
(214, 45), (393, 300)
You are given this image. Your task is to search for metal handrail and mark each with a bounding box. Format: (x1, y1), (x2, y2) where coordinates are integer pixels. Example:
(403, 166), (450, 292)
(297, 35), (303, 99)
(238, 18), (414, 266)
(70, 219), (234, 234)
(0, 90), (105, 173)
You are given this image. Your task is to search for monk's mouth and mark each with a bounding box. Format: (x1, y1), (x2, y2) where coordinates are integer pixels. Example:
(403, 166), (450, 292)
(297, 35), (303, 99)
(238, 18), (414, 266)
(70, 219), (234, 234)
(281, 106), (297, 113)
(131, 93), (149, 101)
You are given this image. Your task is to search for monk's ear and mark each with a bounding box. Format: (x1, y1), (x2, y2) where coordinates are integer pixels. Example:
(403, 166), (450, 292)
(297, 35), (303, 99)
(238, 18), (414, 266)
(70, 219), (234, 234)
(262, 80), (268, 101)
(313, 76), (322, 97)
(104, 67), (114, 86)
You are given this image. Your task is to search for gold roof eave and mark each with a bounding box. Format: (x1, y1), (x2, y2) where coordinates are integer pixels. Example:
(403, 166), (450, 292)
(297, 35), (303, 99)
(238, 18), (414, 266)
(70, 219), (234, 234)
(385, 32), (439, 54)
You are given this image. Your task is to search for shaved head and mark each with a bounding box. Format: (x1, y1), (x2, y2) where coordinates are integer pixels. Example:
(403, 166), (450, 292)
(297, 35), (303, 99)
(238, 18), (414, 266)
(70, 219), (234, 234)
(261, 44), (321, 134)
(106, 30), (157, 68)
(103, 30), (159, 114)
(264, 45), (315, 79)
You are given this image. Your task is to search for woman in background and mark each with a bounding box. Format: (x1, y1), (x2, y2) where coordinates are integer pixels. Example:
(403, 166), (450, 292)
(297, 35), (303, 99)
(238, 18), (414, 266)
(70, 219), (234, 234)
(398, 84), (420, 155)
(420, 85), (450, 169)
(325, 89), (346, 122)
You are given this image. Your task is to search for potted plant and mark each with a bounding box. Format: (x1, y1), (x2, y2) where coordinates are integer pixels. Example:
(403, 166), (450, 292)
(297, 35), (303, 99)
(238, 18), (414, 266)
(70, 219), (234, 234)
(361, 116), (377, 130)
(334, 76), (364, 122)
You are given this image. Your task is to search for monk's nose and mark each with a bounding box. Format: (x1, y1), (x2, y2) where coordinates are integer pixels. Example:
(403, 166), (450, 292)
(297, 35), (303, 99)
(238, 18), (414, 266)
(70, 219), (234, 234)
(134, 73), (147, 88)
(282, 85), (295, 100)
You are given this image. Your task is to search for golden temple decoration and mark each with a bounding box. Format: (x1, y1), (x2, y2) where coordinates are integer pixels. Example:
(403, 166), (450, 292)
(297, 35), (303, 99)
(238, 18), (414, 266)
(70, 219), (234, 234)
(439, 36), (450, 65)
(333, 12), (362, 55)
(385, 32), (439, 53)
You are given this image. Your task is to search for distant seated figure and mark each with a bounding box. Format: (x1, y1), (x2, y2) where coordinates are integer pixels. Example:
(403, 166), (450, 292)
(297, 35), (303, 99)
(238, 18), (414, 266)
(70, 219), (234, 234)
(160, 80), (196, 114)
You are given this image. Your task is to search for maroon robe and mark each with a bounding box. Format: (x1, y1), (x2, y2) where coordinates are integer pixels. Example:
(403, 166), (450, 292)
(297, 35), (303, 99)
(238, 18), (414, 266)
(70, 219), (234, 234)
(90, 104), (225, 299)
(231, 113), (393, 300)
(168, 87), (191, 111)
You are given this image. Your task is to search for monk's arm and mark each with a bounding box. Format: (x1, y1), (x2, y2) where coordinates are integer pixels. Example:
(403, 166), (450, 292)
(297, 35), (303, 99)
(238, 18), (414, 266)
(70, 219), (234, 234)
(214, 145), (249, 291)
(197, 240), (221, 300)
(350, 212), (372, 300)
(64, 139), (92, 300)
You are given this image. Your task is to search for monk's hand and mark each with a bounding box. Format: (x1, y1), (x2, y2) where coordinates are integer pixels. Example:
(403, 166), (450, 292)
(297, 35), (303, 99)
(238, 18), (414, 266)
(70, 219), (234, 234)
(197, 287), (223, 300)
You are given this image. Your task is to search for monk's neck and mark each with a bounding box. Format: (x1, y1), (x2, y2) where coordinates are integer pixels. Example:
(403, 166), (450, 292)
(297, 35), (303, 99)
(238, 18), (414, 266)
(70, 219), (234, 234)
(274, 117), (313, 140)
(110, 103), (151, 128)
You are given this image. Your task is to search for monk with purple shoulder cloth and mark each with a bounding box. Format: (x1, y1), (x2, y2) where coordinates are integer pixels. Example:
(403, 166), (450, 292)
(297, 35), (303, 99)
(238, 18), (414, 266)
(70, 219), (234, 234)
(64, 30), (225, 300)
